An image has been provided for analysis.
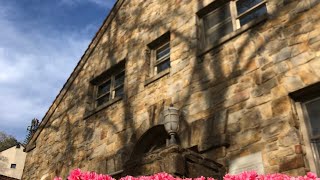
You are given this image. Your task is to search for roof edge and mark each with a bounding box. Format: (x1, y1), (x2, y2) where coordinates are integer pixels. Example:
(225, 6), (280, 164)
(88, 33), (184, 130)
(25, 0), (126, 152)
(0, 143), (24, 152)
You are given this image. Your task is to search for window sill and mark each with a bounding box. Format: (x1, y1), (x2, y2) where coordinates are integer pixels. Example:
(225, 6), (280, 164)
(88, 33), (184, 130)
(198, 15), (268, 57)
(84, 96), (122, 119)
(144, 69), (170, 86)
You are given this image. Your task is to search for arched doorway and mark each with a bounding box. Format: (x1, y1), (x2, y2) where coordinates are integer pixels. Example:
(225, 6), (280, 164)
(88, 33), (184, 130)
(129, 125), (169, 160)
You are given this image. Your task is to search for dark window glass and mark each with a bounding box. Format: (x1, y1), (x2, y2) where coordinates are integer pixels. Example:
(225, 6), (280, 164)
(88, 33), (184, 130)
(97, 80), (111, 97)
(207, 20), (233, 43)
(204, 2), (233, 43)
(97, 94), (110, 107)
(239, 4), (267, 26)
(305, 98), (320, 137)
(10, 164), (16, 169)
(115, 86), (124, 98)
(305, 98), (320, 165)
(237, 0), (264, 15)
(157, 60), (170, 73)
(156, 43), (170, 60)
(316, 143), (320, 159)
(115, 72), (125, 87)
(94, 63), (125, 107)
(204, 3), (231, 30)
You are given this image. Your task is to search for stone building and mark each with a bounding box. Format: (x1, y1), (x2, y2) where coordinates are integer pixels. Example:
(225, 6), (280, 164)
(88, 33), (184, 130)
(23, 0), (320, 179)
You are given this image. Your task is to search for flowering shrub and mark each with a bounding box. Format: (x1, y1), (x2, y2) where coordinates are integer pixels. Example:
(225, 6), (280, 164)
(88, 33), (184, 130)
(224, 171), (319, 180)
(54, 169), (320, 180)
(54, 169), (114, 180)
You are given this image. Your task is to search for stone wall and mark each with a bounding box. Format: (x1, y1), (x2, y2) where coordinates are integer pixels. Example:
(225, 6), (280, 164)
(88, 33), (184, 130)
(22, 0), (320, 179)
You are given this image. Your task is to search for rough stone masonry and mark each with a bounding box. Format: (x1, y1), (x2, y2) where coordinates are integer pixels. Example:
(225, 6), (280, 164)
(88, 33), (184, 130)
(23, 0), (320, 179)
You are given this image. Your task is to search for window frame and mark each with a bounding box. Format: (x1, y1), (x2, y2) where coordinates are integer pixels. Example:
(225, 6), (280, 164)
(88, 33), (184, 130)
(10, 164), (16, 169)
(302, 98), (320, 174)
(152, 41), (170, 75)
(145, 32), (171, 86)
(91, 61), (126, 109)
(295, 101), (320, 176)
(197, 0), (268, 54)
(291, 83), (320, 176)
(234, 0), (267, 28)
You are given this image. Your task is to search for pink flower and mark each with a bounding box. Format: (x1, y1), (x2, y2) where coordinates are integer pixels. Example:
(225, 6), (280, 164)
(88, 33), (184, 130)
(68, 168), (82, 180)
(224, 171), (258, 180)
(80, 171), (92, 180)
(120, 175), (138, 180)
(306, 172), (318, 180)
(54, 169), (320, 180)
(194, 176), (206, 180)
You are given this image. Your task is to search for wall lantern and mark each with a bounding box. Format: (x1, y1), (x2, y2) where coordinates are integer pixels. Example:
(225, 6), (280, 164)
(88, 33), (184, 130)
(163, 104), (180, 145)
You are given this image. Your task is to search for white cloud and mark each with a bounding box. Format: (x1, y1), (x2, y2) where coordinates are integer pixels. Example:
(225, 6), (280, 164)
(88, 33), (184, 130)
(0, 3), (93, 141)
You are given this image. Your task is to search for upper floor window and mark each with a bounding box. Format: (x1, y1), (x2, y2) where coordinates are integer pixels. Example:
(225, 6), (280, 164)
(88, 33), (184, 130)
(10, 164), (16, 169)
(91, 61), (125, 108)
(199, 0), (267, 47)
(154, 41), (170, 74)
(236, 0), (267, 26)
(147, 32), (171, 76)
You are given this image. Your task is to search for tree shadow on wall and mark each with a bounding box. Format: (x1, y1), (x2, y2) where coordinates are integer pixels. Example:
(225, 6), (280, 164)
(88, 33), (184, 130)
(28, 0), (320, 178)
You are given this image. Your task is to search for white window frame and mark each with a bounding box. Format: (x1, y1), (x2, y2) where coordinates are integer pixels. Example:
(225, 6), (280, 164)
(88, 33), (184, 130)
(151, 41), (170, 75)
(147, 32), (171, 77)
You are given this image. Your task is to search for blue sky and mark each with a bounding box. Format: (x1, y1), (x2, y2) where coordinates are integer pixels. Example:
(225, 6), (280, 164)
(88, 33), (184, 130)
(0, 0), (116, 141)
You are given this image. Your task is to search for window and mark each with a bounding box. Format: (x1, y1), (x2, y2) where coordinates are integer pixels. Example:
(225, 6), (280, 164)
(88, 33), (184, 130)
(236, 0), (268, 26)
(199, 0), (267, 46)
(10, 164), (16, 169)
(91, 61), (125, 108)
(148, 32), (171, 76)
(301, 97), (320, 174)
(291, 83), (320, 175)
(154, 42), (170, 74)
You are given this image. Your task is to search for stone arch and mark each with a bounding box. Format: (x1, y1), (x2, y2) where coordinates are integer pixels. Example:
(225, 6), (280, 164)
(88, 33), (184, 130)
(129, 125), (169, 160)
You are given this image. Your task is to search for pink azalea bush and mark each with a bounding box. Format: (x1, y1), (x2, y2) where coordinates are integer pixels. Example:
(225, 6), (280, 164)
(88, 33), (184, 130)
(54, 170), (320, 180)
(54, 168), (115, 180)
(223, 171), (320, 180)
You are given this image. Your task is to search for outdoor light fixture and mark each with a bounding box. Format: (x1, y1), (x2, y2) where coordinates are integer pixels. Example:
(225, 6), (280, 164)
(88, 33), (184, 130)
(163, 104), (180, 145)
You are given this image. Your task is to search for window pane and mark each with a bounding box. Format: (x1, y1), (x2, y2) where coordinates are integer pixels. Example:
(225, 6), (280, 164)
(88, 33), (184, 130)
(239, 5), (267, 26)
(305, 98), (320, 137)
(115, 86), (124, 98)
(315, 142), (320, 159)
(207, 20), (233, 43)
(97, 94), (110, 106)
(204, 3), (231, 30)
(156, 43), (170, 60)
(157, 59), (170, 73)
(237, 0), (264, 15)
(115, 72), (125, 87)
(97, 80), (111, 96)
